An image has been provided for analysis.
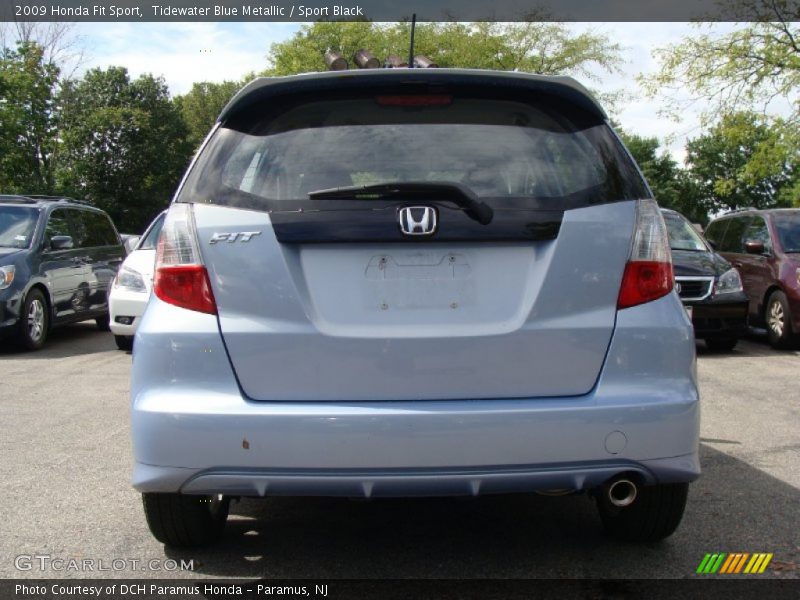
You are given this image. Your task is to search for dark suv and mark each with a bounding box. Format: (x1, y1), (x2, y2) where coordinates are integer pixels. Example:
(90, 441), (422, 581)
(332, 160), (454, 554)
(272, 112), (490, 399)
(705, 208), (800, 348)
(0, 195), (125, 350)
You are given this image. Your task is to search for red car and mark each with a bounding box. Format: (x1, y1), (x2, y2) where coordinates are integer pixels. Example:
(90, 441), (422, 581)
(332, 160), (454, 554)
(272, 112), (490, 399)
(705, 208), (800, 348)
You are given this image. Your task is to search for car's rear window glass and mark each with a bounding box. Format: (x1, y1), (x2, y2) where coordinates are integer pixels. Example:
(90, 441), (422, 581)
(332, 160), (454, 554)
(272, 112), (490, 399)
(178, 93), (648, 210)
(773, 213), (800, 252)
(0, 206), (38, 249)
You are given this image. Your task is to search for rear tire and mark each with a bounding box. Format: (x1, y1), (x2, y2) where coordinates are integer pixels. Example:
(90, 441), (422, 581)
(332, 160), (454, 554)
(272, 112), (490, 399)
(705, 337), (738, 352)
(142, 493), (229, 547)
(114, 335), (133, 351)
(765, 291), (795, 349)
(597, 482), (688, 542)
(18, 288), (49, 351)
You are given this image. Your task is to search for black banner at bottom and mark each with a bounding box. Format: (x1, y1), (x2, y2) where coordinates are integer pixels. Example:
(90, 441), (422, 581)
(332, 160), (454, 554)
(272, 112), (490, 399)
(3, 579), (800, 600)
(0, 578), (800, 600)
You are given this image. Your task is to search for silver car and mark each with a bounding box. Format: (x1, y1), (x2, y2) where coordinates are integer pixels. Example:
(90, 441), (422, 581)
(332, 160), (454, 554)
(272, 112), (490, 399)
(131, 69), (699, 547)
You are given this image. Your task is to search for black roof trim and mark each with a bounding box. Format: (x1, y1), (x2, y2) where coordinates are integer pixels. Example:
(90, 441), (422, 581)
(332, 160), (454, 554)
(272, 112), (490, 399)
(219, 69), (607, 123)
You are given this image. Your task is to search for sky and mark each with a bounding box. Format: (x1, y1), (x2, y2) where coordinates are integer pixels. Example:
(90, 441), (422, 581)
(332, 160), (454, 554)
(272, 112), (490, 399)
(52, 21), (763, 163)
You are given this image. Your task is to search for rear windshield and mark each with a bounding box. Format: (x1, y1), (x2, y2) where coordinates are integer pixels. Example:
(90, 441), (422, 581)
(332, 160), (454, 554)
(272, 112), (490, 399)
(178, 93), (648, 210)
(0, 206), (38, 249)
(773, 213), (800, 253)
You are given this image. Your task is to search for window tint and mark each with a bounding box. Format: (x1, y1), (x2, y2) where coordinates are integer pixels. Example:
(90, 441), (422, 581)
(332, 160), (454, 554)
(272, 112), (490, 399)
(73, 211), (119, 247)
(742, 216), (772, 251)
(704, 219), (728, 249)
(180, 94), (649, 211)
(139, 213), (166, 250)
(719, 217), (751, 253)
(772, 213), (800, 252)
(45, 209), (76, 246)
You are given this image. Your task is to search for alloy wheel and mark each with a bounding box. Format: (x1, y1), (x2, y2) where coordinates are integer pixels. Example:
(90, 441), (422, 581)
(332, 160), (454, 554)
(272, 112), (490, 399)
(27, 298), (45, 342)
(768, 300), (785, 337)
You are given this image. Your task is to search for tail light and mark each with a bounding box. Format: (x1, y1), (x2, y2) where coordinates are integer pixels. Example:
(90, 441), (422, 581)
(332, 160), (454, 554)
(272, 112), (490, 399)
(617, 200), (674, 309)
(153, 203), (217, 315)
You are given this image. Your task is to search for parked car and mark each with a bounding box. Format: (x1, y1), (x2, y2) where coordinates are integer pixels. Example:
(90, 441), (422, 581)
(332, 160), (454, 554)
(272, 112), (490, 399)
(109, 211), (166, 351)
(705, 208), (800, 348)
(661, 208), (748, 351)
(0, 194), (124, 350)
(131, 68), (699, 547)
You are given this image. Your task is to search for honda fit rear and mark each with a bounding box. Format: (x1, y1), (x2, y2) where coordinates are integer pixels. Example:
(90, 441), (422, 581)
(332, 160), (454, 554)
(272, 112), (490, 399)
(131, 69), (699, 546)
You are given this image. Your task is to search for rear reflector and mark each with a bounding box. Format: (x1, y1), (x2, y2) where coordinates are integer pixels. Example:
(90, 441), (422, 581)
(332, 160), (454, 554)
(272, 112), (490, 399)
(617, 200), (674, 309)
(154, 203), (218, 315)
(376, 95), (452, 106)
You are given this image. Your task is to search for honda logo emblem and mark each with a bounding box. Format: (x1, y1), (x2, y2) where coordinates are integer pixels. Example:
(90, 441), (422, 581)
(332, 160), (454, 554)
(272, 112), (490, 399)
(398, 206), (437, 236)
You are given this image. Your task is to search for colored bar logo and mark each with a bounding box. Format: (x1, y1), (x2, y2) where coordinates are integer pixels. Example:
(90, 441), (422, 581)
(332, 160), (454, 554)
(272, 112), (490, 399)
(696, 553), (773, 574)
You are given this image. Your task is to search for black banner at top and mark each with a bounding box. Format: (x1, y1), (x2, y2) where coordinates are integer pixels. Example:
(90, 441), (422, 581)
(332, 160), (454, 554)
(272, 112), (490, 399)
(1, 0), (799, 22)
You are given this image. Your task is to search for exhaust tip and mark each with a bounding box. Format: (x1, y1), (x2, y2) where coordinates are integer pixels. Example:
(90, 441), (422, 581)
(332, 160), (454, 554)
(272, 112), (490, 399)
(607, 479), (638, 507)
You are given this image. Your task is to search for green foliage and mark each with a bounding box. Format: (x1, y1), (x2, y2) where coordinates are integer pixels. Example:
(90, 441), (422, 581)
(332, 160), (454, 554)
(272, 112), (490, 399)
(685, 112), (798, 212)
(640, 2), (800, 126)
(174, 80), (242, 149)
(618, 130), (709, 223)
(0, 43), (59, 193)
(263, 22), (623, 107)
(56, 67), (193, 231)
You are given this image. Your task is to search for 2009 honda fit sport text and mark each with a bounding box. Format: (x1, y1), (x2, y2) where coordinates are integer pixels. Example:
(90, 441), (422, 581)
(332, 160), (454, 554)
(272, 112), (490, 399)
(131, 69), (699, 546)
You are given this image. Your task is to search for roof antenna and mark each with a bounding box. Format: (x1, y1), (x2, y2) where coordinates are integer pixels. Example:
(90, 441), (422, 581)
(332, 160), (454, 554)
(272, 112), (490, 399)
(408, 13), (417, 68)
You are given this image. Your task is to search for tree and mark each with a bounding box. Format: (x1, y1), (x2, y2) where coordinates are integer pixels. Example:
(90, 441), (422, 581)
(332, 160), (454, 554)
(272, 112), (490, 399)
(0, 22), (84, 77)
(57, 67), (193, 231)
(618, 131), (709, 223)
(264, 22), (624, 107)
(685, 112), (797, 212)
(0, 42), (60, 193)
(640, 1), (800, 126)
(174, 80), (242, 149)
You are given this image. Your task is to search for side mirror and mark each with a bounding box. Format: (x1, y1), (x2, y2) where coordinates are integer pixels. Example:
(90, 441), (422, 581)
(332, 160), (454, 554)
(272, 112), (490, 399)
(744, 240), (765, 255)
(50, 235), (74, 250)
(707, 239), (718, 250)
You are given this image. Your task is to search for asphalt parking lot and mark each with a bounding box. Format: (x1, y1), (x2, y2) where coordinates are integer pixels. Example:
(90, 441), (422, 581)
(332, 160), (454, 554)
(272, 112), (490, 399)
(1, 324), (798, 580)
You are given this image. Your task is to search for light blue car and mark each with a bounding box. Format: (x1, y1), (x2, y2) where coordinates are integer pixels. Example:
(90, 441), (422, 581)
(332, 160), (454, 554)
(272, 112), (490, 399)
(131, 68), (699, 546)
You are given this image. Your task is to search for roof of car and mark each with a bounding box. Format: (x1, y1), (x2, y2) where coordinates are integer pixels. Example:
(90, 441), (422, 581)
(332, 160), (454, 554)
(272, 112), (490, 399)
(716, 207), (800, 219)
(220, 68), (607, 122)
(0, 194), (95, 209)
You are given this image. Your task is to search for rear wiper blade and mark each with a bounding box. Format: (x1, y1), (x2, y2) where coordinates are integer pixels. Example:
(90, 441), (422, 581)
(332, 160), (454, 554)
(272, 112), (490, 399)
(308, 181), (494, 225)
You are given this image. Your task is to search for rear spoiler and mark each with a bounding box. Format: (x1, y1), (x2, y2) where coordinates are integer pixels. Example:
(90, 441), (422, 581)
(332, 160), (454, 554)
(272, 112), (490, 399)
(218, 68), (606, 123)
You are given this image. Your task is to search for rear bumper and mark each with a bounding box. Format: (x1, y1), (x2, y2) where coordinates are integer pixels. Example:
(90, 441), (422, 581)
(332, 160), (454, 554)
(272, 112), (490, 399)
(131, 293), (700, 496)
(134, 455), (699, 498)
